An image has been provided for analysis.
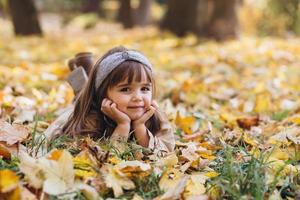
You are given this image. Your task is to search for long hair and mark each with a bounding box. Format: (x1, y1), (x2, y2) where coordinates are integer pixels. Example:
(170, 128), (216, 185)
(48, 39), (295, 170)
(62, 46), (161, 139)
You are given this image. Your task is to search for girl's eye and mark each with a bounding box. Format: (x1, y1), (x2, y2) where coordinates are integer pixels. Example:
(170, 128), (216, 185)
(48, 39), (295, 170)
(120, 87), (130, 92)
(142, 87), (151, 91)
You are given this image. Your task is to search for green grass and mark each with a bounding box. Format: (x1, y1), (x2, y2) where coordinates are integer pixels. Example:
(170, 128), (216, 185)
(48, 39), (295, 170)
(208, 146), (300, 199)
(107, 172), (164, 200)
(134, 172), (164, 200)
(208, 146), (270, 200)
(0, 156), (20, 172)
(49, 191), (87, 200)
(24, 115), (80, 157)
(46, 134), (75, 153)
(104, 138), (150, 161)
(271, 110), (290, 121)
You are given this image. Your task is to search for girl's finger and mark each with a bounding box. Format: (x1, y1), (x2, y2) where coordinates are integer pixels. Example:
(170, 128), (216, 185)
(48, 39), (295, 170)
(111, 103), (118, 112)
(151, 100), (159, 109)
(111, 103), (124, 115)
(141, 106), (156, 120)
(104, 99), (112, 108)
(144, 100), (151, 110)
(101, 98), (107, 107)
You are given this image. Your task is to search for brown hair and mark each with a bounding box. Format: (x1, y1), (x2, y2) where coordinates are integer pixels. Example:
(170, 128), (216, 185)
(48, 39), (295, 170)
(62, 46), (161, 139)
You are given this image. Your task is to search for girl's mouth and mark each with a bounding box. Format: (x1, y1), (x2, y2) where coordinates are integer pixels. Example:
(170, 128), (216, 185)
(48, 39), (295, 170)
(127, 106), (144, 109)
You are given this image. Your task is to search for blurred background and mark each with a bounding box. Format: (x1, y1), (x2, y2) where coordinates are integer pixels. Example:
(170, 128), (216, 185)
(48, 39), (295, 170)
(0, 0), (299, 119)
(1, 0), (299, 38)
(1, 2), (300, 199)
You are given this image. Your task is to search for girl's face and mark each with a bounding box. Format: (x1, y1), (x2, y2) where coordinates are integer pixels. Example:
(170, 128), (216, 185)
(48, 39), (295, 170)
(107, 69), (153, 121)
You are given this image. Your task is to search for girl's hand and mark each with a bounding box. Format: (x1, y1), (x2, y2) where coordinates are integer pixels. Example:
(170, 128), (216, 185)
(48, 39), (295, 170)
(101, 98), (131, 125)
(132, 101), (156, 127)
(132, 101), (157, 147)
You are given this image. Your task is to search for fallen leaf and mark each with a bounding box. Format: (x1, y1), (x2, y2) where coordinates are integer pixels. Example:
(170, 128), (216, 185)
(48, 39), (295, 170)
(0, 142), (18, 159)
(254, 92), (272, 113)
(102, 164), (135, 197)
(183, 175), (206, 198)
(237, 116), (259, 130)
(159, 168), (184, 192)
(19, 152), (44, 189)
(158, 175), (188, 200)
(73, 149), (98, 178)
(0, 120), (29, 145)
(183, 129), (209, 141)
(175, 112), (197, 134)
(116, 160), (151, 178)
(204, 171), (219, 178)
(74, 182), (102, 200)
(156, 152), (178, 168)
(0, 169), (19, 193)
(39, 149), (75, 195)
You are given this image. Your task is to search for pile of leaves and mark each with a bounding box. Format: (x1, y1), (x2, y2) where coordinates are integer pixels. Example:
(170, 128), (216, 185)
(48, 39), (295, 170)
(1, 18), (300, 199)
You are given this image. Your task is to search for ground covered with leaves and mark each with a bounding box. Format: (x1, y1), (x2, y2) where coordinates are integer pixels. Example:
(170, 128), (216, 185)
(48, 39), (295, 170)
(1, 17), (300, 200)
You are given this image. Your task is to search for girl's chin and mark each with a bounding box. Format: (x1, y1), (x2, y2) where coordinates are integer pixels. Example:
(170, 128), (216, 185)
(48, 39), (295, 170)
(128, 113), (144, 121)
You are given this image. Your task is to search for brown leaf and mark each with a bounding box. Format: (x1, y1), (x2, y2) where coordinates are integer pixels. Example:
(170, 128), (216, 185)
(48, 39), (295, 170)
(0, 120), (29, 145)
(0, 142), (18, 159)
(237, 116), (259, 130)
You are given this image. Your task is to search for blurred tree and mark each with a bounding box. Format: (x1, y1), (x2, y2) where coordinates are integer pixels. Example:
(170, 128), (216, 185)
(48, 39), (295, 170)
(205, 0), (239, 40)
(8, 0), (42, 35)
(161, 0), (239, 40)
(267, 0), (300, 34)
(0, 0), (4, 18)
(160, 0), (203, 36)
(134, 0), (152, 26)
(81, 0), (104, 15)
(117, 0), (153, 28)
(117, 0), (134, 28)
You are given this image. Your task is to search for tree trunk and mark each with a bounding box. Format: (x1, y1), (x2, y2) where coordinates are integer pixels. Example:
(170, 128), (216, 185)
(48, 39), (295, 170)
(205, 0), (239, 40)
(117, 0), (134, 28)
(81, 0), (103, 15)
(161, 0), (238, 40)
(134, 0), (152, 26)
(161, 0), (200, 36)
(8, 0), (42, 36)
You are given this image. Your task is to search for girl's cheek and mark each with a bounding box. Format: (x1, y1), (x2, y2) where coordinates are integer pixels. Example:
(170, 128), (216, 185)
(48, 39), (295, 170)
(144, 98), (151, 107)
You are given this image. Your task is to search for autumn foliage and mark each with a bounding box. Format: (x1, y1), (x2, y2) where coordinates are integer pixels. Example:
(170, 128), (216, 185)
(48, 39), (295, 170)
(1, 18), (300, 199)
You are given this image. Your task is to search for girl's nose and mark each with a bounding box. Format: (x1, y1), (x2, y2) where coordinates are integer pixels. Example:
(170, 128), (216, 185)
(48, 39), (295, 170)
(132, 91), (142, 101)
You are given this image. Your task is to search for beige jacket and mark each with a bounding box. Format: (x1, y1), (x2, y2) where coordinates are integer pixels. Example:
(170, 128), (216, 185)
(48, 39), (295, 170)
(44, 105), (175, 152)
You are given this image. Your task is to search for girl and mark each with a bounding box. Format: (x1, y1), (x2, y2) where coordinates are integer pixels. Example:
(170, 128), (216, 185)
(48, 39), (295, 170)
(45, 46), (175, 152)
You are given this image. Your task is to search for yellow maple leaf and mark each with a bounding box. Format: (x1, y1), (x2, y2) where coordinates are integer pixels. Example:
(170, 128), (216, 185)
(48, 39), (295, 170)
(73, 157), (97, 178)
(254, 92), (272, 113)
(207, 184), (222, 200)
(219, 113), (237, 128)
(107, 154), (122, 165)
(156, 152), (178, 167)
(102, 164), (135, 198)
(39, 149), (75, 195)
(116, 160), (151, 178)
(159, 168), (184, 192)
(243, 133), (258, 146)
(198, 152), (216, 160)
(47, 149), (63, 161)
(175, 112), (197, 134)
(183, 175), (206, 198)
(268, 147), (290, 161)
(289, 117), (300, 125)
(205, 171), (220, 178)
(0, 169), (19, 193)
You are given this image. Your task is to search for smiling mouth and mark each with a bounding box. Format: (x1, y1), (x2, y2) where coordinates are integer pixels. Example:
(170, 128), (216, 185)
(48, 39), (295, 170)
(127, 106), (144, 109)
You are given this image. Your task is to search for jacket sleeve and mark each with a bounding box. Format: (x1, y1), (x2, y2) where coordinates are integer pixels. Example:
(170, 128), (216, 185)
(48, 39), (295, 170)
(44, 105), (74, 139)
(147, 109), (175, 152)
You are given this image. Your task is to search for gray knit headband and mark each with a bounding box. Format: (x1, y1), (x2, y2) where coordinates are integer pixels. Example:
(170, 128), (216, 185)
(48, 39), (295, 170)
(95, 50), (152, 89)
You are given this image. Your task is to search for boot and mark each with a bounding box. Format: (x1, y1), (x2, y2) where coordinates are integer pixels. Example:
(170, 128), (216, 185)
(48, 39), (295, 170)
(66, 52), (94, 98)
(74, 52), (94, 76)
